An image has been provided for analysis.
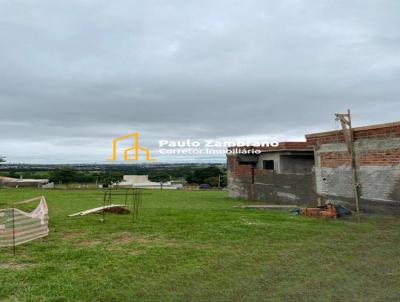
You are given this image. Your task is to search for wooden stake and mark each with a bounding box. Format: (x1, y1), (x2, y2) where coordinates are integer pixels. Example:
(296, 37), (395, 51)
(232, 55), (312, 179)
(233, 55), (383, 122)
(12, 208), (16, 255)
(335, 109), (361, 223)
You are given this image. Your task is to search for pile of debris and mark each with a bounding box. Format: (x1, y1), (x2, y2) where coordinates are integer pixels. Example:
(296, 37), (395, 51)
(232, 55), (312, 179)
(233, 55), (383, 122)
(292, 204), (352, 219)
(234, 203), (352, 219)
(68, 205), (129, 217)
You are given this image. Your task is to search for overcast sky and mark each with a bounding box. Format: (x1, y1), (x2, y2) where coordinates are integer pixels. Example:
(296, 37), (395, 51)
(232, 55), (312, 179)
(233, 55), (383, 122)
(1, 0), (399, 163)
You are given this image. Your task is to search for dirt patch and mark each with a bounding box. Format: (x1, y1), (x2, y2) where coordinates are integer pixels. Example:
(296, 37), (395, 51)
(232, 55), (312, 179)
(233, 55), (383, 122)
(129, 250), (144, 256)
(63, 232), (85, 240)
(77, 239), (102, 247)
(0, 262), (35, 271)
(112, 232), (179, 247)
(64, 232), (103, 246)
(103, 207), (130, 214)
(113, 232), (135, 244)
(111, 232), (216, 250)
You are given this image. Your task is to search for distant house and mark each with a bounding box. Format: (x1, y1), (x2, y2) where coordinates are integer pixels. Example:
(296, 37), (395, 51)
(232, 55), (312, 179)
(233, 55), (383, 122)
(0, 176), (17, 184)
(113, 175), (182, 189)
(227, 121), (400, 214)
(0, 176), (53, 188)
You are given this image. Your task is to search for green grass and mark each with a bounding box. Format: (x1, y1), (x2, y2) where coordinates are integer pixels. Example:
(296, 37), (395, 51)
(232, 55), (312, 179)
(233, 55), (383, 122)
(0, 189), (399, 302)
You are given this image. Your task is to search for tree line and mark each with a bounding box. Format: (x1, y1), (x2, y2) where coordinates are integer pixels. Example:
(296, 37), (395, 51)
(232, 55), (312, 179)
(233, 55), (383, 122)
(0, 165), (227, 187)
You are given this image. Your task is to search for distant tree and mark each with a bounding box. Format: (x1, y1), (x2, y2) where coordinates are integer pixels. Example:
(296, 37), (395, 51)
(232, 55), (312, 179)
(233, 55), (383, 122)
(71, 172), (99, 184)
(98, 171), (124, 186)
(7, 170), (18, 178)
(0, 156), (4, 188)
(21, 171), (33, 179)
(219, 175), (227, 187)
(49, 168), (78, 186)
(204, 176), (219, 187)
(149, 172), (170, 183)
(186, 166), (224, 185)
(204, 175), (227, 188)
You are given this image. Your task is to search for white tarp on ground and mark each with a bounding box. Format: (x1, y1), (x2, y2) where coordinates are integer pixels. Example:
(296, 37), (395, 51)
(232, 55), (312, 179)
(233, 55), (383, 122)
(0, 196), (49, 247)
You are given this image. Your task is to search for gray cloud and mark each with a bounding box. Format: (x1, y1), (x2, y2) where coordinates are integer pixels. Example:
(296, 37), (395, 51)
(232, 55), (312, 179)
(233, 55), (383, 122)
(1, 0), (399, 163)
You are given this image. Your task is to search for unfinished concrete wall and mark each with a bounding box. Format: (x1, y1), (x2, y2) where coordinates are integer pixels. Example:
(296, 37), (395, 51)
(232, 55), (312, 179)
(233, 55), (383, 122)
(280, 155), (314, 174)
(309, 123), (400, 214)
(228, 154), (317, 206)
(253, 169), (316, 205)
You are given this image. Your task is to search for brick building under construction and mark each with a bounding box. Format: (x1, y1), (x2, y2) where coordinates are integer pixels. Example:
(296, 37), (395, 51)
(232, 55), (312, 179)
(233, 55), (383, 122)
(227, 121), (400, 214)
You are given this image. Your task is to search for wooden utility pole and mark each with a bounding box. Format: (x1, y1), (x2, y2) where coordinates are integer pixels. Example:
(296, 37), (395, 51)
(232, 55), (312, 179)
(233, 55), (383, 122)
(335, 109), (361, 222)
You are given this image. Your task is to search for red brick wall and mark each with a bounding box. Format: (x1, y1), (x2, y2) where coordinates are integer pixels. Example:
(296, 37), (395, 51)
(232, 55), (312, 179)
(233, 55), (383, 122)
(227, 141), (312, 153)
(306, 123), (400, 146)
(306, 133), (344, 146)
(274, 142), (311, 150)
(320, 149), (400, 168)
(354, 125), (400, 140)
(320, 152), (351, 168)
(227, 155), (253, 178)
(358, 150), (400, 166)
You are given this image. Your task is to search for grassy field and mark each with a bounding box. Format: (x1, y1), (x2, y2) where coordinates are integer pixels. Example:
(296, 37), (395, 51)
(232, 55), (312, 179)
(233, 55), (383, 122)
(0, 189), (399, 302)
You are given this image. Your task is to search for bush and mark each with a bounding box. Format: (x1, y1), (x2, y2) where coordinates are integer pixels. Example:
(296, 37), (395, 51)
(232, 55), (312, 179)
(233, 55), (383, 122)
(149, 172), (170, 183)
(186, 166), (226, 186)
(49, 168), (78, 184)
